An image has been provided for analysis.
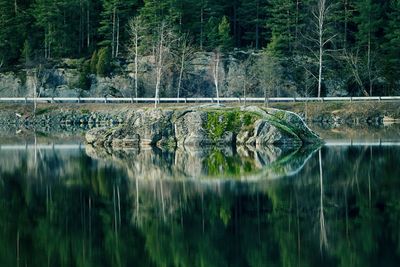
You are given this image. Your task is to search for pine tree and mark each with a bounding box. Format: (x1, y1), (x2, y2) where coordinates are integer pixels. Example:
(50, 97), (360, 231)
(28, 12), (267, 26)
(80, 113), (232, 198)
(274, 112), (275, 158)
(354, 0), (383, 95)
(218, 16), (233, 52)
(98, 0), (138, 58)
(96, 47), (111, 76)
(139, 0), (181, 28)
(238, 0), (268, 49)
(0, 0), (29, 66)
(383, 0), (400, 92)
(266, 0), (299, 56)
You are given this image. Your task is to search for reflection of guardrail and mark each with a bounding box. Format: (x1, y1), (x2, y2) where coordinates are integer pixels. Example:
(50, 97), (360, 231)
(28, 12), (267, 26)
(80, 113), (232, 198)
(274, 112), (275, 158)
(325, 140), (400, 147)
(1, 141), (400, 151)
(1, 96), (400, 103)
(0, 144), (85, 150)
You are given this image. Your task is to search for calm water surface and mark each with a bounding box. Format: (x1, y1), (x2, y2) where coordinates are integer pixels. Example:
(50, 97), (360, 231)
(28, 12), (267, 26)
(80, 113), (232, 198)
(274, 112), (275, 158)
(0, 125), (400, 267)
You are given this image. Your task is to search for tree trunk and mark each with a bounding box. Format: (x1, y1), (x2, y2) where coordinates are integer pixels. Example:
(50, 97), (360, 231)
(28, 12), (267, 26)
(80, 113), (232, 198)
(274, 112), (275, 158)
(317, 0), (326, 98)
(112, 7), (116, 58)
(155, 25), (165, 108)
(200, 2), (204, 50)
(344, 0), (348, 49)
(367, 26), (372, 96)
(256, 0), (259, 49)
(116, 15), (120, 57)
(87, 1), (90, 48)
(134, 32), (138, 100)
(213, 52), (220, 104)
(177, 52), (185, 101)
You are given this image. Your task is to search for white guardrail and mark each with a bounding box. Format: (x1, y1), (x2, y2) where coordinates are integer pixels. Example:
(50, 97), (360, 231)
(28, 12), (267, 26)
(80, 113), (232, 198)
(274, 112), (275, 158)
(0, 96), (400, 103)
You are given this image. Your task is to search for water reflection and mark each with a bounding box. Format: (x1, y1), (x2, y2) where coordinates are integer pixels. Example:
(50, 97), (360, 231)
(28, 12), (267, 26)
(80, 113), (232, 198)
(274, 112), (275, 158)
(86, 144), (319, 181)
(0, 138), (400, 266)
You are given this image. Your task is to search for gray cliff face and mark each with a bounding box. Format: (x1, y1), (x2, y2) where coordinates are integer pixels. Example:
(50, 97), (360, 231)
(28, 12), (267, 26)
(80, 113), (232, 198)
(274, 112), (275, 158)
(85, 106), (321, 148)
(0, 53), (295, 99)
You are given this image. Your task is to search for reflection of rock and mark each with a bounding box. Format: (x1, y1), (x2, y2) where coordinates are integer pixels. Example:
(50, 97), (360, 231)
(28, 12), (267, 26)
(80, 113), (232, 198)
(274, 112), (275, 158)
(86, 106), (321, 149)
(85, 143), (320, 181)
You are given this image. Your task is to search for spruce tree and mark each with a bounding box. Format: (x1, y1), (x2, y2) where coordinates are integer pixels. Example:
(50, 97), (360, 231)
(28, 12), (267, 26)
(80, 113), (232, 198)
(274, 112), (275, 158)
(0, 0), (28, 66)
(354, 0), (383, 95)
(98, 0), (138, 58)
(383, 0), (400, 92)
(266, 0), (298, 56)
(218, 16), (233, 52)
(238, 0), (268, 49)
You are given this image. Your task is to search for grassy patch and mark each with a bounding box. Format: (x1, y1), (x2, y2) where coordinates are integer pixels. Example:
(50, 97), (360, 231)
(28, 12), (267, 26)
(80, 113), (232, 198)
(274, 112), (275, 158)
(35, 107), (54, 116)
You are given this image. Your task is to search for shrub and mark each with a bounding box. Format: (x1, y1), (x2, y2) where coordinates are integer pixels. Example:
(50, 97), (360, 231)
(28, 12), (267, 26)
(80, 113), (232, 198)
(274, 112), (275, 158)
(96, 48), (111, 77)
(90, 50), (98, 73)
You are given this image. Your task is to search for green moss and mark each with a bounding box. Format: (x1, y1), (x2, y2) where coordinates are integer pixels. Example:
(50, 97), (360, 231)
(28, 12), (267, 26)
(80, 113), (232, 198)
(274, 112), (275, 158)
(272, 110), (286, 120)
(205, 110), (260, 141)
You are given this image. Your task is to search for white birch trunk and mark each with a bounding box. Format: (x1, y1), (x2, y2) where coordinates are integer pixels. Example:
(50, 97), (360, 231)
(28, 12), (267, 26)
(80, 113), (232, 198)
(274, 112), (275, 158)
(134, 32), (138, 99)
(177, 50), (185, 100)
(317, 0), (326, 98)
(213, 52), (220, 104)
(155, 25), (165, 108)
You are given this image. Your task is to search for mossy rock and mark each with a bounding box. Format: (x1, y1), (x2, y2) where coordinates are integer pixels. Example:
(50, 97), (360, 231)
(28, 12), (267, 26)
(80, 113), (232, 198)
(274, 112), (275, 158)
(205, 110), (260, 141)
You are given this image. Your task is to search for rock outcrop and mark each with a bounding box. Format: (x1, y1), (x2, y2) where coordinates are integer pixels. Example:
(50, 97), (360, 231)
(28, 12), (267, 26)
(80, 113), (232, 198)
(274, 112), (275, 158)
(86, 106), (321, 148)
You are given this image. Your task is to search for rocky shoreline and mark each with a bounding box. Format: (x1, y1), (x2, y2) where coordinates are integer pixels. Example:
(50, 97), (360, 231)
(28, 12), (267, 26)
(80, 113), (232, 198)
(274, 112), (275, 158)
(0, 104), (131, 129)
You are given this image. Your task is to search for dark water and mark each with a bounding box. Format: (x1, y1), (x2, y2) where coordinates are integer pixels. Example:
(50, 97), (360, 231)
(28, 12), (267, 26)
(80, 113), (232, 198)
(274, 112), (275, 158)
(1, 129), (400, 266)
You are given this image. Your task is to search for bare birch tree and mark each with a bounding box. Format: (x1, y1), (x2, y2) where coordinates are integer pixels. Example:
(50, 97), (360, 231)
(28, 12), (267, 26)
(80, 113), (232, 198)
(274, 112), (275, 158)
(128, 16), (145, 100)
(254, 52), (282, 107)
(212, 51), (221, 104)
(343, 49), (369, 96)
(174, 33), (195, 101)
(154, 22), (177, 108)
(306, 0), (336, 98)
(31, 66), (49, 115)
(239, 54), (257, 106)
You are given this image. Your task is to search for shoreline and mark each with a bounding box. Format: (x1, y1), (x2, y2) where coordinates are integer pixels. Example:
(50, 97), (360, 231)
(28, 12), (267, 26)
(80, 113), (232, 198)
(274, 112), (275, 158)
(1, 101), (399, 126)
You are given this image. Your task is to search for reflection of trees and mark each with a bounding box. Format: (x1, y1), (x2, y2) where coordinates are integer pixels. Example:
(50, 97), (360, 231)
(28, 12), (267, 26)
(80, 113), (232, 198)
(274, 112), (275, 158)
(319, 149), (328, 251)
(0, 145), (400, 266)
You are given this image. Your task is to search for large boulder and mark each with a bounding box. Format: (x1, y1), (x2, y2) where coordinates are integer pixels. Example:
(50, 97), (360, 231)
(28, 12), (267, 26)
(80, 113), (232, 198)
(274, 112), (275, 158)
(86, 106), (322, 149)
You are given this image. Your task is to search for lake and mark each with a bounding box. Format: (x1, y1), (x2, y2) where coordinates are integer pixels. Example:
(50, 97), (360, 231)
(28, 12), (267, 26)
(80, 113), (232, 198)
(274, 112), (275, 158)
(0, 124), (400, 267)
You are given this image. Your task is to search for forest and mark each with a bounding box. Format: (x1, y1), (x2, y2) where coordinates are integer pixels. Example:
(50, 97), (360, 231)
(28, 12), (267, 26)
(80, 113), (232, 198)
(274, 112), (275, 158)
(1, 0), (400, 97)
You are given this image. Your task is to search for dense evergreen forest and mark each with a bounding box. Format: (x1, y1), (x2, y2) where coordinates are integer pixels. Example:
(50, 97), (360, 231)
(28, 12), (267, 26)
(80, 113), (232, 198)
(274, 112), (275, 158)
(1, 0), (400, 96)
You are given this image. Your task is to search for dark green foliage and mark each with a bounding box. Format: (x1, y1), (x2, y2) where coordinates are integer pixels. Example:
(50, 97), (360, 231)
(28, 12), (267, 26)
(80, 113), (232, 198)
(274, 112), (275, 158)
(238, 0), (268, 49)
(0, 0), (399, 95)
(90, 50), (98, 73)
(78, 60), (92, 90)
(96, 47), (111, 76)
(383, 0), (400, 91)
(21, 39), (32, 65)
(218, 16), (233, 52)
(0, 0), (29, 67)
